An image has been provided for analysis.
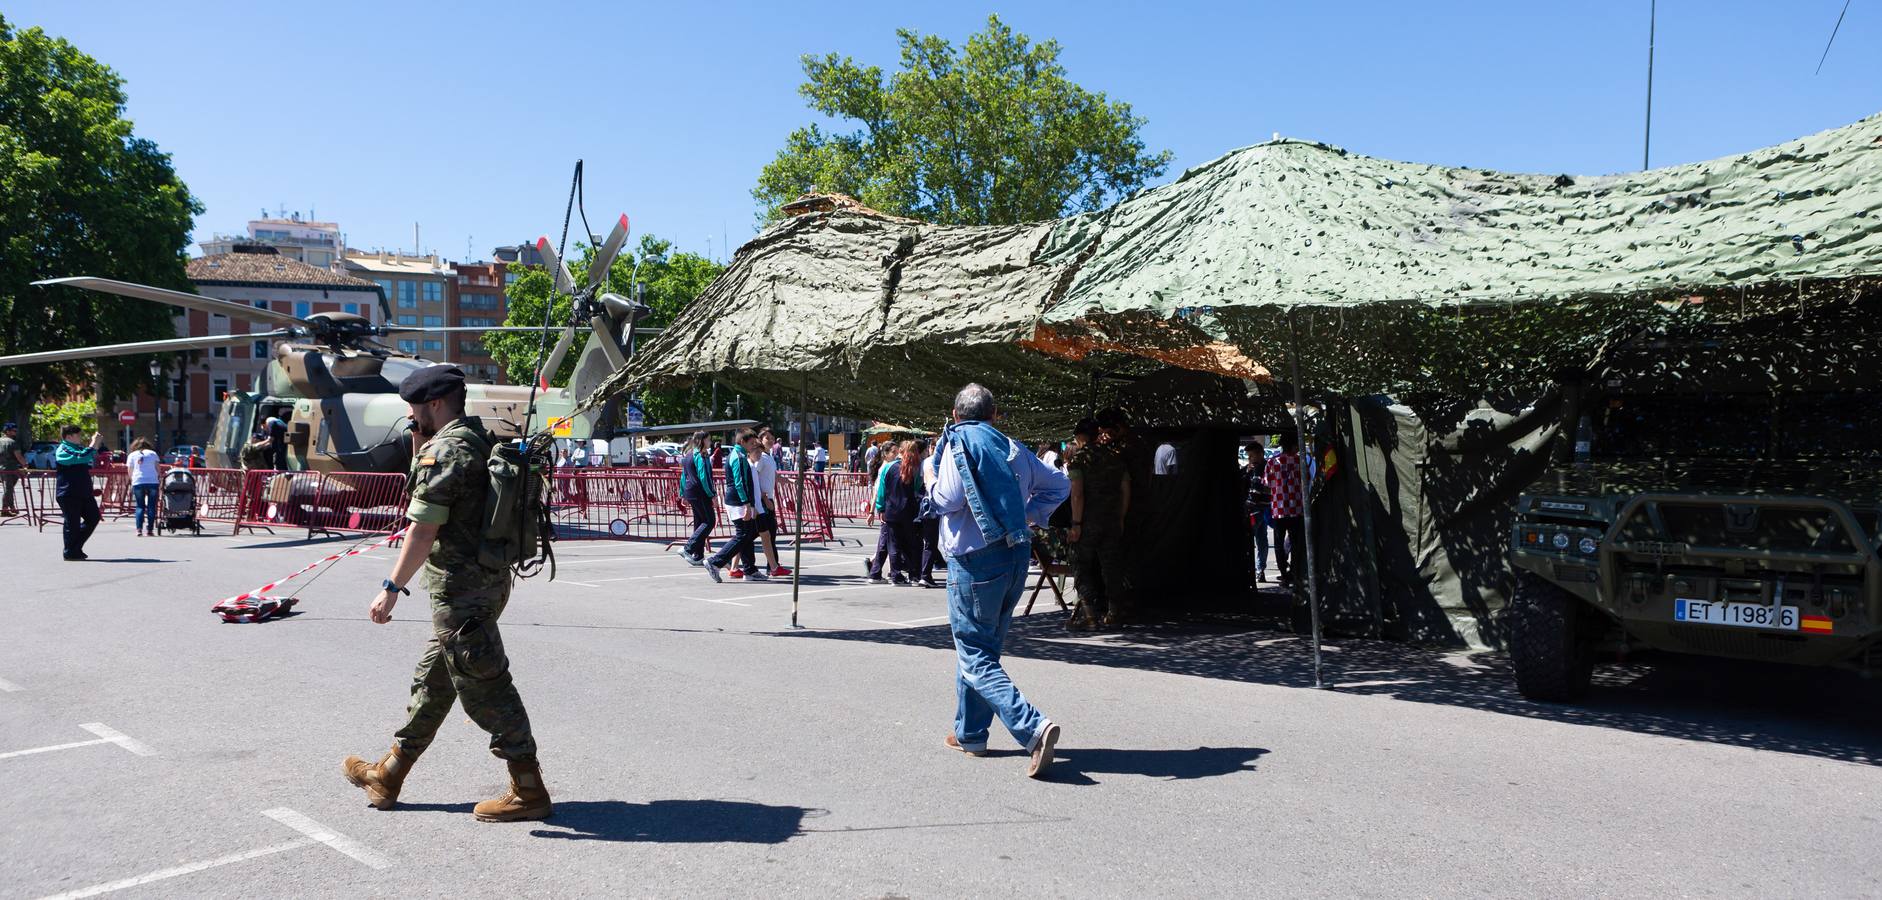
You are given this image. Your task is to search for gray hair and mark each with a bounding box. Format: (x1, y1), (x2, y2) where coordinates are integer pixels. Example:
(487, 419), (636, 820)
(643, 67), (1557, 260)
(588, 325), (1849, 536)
(953, 383), (997, 421)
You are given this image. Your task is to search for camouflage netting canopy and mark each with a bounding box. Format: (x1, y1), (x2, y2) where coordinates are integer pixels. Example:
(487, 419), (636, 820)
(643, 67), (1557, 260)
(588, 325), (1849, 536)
(596, 112), (1882, 421)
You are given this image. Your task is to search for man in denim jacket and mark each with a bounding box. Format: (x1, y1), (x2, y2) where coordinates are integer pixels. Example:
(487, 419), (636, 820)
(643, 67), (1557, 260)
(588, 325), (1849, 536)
(924, 384), (1070, 777)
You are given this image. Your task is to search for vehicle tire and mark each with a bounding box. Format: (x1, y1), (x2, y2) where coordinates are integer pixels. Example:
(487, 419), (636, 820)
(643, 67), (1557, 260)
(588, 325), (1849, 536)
(1507, 570), (1595, 702)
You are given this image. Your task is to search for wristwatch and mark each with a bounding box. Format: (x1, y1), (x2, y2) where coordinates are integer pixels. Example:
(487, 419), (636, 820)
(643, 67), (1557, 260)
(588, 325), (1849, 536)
(381, 578), (409, 596)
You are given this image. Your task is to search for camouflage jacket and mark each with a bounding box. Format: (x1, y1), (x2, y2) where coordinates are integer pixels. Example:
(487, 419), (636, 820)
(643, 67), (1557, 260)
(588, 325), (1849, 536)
(406, 416), (509, 595)
(1066, 442), (1129, 533)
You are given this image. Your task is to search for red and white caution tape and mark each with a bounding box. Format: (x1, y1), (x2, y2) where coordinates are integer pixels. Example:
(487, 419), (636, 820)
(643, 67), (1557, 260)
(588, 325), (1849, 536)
(211, 528), (407, 622)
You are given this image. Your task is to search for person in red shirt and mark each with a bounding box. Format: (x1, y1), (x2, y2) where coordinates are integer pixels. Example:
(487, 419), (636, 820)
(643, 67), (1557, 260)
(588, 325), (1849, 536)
(1263, 432), (1306, 585)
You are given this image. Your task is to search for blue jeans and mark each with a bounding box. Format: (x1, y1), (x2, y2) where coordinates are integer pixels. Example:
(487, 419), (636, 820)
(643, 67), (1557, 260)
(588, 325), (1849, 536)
(947, 541), (1047, 752)
(133, 483), (159, 532)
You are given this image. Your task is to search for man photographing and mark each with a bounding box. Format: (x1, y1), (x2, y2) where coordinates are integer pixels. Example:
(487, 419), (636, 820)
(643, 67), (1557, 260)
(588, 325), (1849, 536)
(54, 424), (105, 560)
(342, 364), (551, 822)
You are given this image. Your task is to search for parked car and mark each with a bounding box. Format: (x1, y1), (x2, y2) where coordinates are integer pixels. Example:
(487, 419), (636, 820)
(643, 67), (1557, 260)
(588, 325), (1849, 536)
(27, 442), (58, 468)
(166, 445), (205, 468)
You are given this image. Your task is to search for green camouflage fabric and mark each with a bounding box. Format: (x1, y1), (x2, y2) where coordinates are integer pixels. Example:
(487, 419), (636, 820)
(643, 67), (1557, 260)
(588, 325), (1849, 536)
(1067, 442), (1128, 535)
(406, 416), (507, 595)
(393, 582), (535, 760)
(396, 415), (534, 760)
(238, 440), (270, 471)
(1067, 442), (1133, 617)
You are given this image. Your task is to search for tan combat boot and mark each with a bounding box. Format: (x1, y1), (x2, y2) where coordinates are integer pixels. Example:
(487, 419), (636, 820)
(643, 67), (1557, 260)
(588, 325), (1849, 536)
(342, 743), (420, 810)
(473, 758), (553, 822)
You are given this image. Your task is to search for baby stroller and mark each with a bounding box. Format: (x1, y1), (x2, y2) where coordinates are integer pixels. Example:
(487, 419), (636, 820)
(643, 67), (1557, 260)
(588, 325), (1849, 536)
(156, 468), (203, 535)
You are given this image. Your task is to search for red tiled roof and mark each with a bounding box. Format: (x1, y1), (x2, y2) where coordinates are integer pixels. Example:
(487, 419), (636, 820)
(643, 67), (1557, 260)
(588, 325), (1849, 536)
(187, 252), (381, 291)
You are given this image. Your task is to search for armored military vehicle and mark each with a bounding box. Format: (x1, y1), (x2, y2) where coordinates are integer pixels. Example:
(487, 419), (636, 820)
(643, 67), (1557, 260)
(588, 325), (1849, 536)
(1507, 320), (1882, 701)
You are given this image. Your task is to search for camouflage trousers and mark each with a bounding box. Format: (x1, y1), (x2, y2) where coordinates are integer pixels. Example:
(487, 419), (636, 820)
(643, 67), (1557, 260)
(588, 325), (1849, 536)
(394, 582), (537, 761)
(1072, 530), (1131, 619)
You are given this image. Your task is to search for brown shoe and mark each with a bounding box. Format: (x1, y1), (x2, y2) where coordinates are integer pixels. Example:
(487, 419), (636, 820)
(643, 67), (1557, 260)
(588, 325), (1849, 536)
(1026, 722), (1061, 779)
(474, 757), (553, 822)
(342, 743), (420, 810)
(945, 733), (987, 757)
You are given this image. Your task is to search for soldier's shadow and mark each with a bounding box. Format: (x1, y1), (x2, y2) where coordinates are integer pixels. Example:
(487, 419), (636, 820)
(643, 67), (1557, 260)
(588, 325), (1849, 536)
(526, 799), (817, 844)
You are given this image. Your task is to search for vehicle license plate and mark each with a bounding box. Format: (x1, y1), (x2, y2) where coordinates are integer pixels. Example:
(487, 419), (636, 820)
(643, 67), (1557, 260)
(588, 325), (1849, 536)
(1674, 598), (1798, 631)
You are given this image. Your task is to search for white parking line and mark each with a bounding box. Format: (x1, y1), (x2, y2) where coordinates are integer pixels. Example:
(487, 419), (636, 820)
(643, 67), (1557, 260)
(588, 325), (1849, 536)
(79, 723), (158, 757)
(0, 738), (112, 761)
(2, 724), (155, 761)
(35, 839), (316, 900)
(261, 807), (391, 870)
(700, 598), (752, 607)
(0, 674), (22, 692)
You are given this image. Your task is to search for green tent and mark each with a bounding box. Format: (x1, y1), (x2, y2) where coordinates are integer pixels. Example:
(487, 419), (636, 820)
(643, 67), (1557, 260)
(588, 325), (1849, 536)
(592, 112), (1882, 648)
(596, 112), (1882, 417)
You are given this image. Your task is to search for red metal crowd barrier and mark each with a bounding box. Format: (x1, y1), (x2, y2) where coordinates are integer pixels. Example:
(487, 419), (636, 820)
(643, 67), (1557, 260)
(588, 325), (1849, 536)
(302, 471), (410, 537)
(546, 467), (844, 546)
(549, 469), (714, 542)
(188, 468), (250, 524)
(814, 471), (873, 522)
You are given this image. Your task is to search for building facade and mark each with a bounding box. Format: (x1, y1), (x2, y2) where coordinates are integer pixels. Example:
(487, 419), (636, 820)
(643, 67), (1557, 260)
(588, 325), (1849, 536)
(200, 214), (345, 269)
(451, 260), (509, 383)
(343, 250), (457, 365)
(121, 246), (383, 449)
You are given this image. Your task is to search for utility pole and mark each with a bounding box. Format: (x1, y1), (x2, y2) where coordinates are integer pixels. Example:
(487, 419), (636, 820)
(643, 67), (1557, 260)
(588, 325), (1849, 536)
(1643, 0), (1656, 170)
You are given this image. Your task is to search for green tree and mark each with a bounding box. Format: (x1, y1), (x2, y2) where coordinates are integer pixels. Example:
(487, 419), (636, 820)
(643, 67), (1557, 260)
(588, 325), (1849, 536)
(755, 15), (1171, 226)
(0, 16), (202, 425)
(30, 398), (97, 439)
(484, 235), (772, 426)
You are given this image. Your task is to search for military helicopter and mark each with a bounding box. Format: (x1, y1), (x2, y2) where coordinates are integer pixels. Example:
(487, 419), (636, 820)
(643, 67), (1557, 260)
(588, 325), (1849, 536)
(0, 214), (656, 474)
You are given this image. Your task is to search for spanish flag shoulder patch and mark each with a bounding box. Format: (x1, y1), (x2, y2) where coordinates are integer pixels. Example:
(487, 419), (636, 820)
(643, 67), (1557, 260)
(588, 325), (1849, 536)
(1800, 615), (1833, 634)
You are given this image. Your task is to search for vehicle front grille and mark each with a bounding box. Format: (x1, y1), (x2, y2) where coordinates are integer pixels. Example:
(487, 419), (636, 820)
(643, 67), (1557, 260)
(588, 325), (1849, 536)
(1663, 624), (1812, 662)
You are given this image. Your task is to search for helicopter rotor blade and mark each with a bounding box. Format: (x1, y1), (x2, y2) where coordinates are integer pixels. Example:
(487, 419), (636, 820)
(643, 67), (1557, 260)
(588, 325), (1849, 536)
(535, 326), (578, 390)
(535, 237), (576, 296)
(375, 325), (565, 335)
(0, 330), (297, 368)
(32, 277), (311, 329)
(584, 214), (631, 294)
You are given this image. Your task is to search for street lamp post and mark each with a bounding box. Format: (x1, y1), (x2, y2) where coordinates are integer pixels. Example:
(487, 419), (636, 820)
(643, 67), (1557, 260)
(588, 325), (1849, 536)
(148, 359), (162, 456)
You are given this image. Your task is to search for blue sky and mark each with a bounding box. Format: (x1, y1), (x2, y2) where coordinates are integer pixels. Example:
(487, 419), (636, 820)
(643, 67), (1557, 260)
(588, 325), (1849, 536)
(8, 1), (1877, 263)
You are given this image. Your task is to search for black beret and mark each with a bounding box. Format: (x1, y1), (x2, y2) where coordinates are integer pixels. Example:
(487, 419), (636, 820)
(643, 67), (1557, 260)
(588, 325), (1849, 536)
(399, 364), (467, 403)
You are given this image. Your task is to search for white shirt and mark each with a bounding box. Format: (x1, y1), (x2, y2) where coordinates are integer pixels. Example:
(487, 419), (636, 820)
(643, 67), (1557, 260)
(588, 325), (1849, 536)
(127, 448), (161, 485)
(1154, 442), (1179, 475)
(753, 452), (777, 515)
(1040, 449), (1060, 470)
(811, 446), (828, 463)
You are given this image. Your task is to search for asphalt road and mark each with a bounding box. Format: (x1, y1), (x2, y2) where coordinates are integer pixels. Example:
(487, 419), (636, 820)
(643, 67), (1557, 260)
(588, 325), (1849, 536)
(2, 518), (1879, 899)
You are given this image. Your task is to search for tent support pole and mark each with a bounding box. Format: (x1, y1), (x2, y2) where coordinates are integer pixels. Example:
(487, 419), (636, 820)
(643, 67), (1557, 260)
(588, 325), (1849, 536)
(1288, 308), (1323, 689)
(791, 373), (808, 629)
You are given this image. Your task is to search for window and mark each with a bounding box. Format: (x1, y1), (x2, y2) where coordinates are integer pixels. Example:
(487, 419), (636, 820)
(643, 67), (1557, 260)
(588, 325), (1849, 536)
(397, 340), (418, 354)
(459, 340), (483, 355)
(294, 301), (311, 318)
(396, 315), (419, 326)
(504, 271), (519, 285)
(254, 340), (270, 358)
(422, 282), (442, 302)
(252, 300), (270, 311)
(374, 279), (393, 302)
(212, 378), (230, 403)
(398, 281), (416, 307)
(422, 315), (443, 327)
(344, 303), (360, 316)
(460, 293), (499, 310)
(213, 345), (228, 358)
(421, 339), (443, 352)
(461, 316), (499, 328)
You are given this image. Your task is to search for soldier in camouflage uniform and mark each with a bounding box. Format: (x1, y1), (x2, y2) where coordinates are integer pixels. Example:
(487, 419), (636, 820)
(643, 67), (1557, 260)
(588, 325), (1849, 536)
(342, 365), (551, 822)
(1066, 416), (1132, 630)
